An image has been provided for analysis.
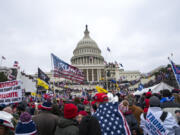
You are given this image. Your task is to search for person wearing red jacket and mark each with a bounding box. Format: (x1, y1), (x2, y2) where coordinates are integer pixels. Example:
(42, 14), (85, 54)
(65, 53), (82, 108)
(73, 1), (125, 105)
(143, 92), (152, 113)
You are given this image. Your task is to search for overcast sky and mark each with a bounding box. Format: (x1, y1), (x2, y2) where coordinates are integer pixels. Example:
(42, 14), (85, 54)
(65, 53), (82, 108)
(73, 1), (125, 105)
(0, 0), (180, 74)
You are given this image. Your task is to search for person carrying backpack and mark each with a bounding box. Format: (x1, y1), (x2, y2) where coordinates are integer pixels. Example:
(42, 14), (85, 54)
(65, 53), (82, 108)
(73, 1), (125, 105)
(140, 96), (180, 135)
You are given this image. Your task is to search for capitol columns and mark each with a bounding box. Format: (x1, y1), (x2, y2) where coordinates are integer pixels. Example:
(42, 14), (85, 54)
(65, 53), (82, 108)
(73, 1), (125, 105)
(92, 69), (94, 82)
(86, 69), (89, 82)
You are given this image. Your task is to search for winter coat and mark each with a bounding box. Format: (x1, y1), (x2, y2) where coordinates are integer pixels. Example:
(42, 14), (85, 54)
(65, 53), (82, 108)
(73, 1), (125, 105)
(79, 116), (101, 135)
(124, 111), (138, 133)
(129, 105), (143, 125)
(55, 117), (79, 135)
(143, 98), (150, 113)
(140, 107), (179, 135)
(161, 101), (180, 119)
(32, 111), (59, 135)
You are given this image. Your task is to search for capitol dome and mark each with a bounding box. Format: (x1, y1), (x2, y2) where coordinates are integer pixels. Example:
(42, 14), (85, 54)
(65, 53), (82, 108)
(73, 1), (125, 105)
(71, 25), (104, 65)
(71, 25), (105, 82)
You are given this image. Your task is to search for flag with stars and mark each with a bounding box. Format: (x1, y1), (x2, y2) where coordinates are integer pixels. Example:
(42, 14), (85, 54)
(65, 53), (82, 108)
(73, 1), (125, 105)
(93, 102), (131, 135)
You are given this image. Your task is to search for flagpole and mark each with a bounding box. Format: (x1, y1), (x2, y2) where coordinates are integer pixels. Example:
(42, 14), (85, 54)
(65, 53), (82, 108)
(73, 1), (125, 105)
(168, 57), (180, 89)
(0, 58), (3, 66)
(51, 54), (56, 94)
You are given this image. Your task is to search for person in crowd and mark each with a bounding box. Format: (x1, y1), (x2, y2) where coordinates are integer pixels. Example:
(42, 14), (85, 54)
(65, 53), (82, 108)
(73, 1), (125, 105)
(55, 103), (79, 135)
(51, 103), (61, 116)
(32, 101), (59, 135)
(93, 93), (131, 135)
(175, 110), (180, 125)
(15, 112), (37, 135)
(160, 89), (180, 118)
(76, 110), (88, 124)
(140, 96), (180, 135)
(143, 92), (152, 113)
(139, 93), (146, 109)
(79, 93), (105, 135)
(3, 106), (18, 128)
(125, 94), (143, 134)
(119, 100), (138, 135)
(173, 93), (180, 104)
(0, 111), (14, 135)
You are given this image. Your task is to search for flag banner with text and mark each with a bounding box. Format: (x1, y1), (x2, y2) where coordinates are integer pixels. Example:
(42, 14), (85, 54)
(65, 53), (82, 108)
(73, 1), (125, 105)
(0, 80), (22, 105)
(51, 53), (84, 83)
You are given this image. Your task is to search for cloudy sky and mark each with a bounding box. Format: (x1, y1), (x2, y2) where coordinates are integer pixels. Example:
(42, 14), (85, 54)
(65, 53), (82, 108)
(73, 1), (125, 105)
(0, 0), (180, 74)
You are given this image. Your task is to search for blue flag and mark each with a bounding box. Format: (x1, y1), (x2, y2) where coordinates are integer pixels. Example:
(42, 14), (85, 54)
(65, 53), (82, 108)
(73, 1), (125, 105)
(93, 102), (131, 135)
(138, 83), (144, 91)
(170, 60), (180, 86)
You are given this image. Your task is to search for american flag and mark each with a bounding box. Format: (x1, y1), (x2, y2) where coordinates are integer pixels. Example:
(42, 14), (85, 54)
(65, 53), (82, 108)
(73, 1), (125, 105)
(93, 102), (131, 135)
(104, 61), (107, 65)
(51, 53), (84, 83)
(8, 74), (15, 81)
(170, 59), (180, 86)
(13, 61), (19, 68)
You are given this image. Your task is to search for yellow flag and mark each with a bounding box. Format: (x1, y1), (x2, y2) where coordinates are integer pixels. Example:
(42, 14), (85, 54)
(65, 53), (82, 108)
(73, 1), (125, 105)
(37, 78), (49, 90)
(31, 92), (36, 96)
(95, 86), (108, 93)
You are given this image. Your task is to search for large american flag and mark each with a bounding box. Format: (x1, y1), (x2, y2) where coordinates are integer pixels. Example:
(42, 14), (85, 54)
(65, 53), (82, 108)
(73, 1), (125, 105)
(170, 59), (180, 86)
(93, 102), (131, 135)
(51, 53), (84, 83)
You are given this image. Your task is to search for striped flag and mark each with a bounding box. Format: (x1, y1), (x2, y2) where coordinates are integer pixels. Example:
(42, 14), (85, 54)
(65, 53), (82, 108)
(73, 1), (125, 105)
(51, 53), (84, 83)
(169, 58), (180, 87)
(13, 61), (19, 68)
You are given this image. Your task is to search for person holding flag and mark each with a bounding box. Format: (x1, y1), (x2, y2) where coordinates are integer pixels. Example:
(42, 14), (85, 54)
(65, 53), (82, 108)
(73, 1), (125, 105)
(92, 93), (131, 135)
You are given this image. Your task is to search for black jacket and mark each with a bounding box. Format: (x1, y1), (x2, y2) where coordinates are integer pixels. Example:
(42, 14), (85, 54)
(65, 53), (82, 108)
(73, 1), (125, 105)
(55, 117), (79, 135)
(124, 111), (138, 133)
(79, 116), (101, 135)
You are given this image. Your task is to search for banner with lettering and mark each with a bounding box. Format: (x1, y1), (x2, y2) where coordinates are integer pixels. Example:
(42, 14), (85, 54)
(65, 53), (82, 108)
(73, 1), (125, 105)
(145, 112), (166, 135)
(0, 80), (22, 105)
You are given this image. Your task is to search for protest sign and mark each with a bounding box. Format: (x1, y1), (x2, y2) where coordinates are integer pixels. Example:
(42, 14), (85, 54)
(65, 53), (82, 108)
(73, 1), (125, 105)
(0, 80), (22, 105)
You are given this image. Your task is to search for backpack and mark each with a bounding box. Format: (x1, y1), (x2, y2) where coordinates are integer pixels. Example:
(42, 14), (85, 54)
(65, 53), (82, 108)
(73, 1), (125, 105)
(143, 111), (168, 122)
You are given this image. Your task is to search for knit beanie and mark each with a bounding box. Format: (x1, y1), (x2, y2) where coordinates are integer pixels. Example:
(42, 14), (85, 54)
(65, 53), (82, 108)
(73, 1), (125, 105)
(0, 111), (14, 130)
(78, 111), (88, 116)
(15, 112), (37, 135)
(64, 104), (78, 119)
(146, 92), (152, 98)
(40, 101), (52, 111)
(149, 96), (160, 107)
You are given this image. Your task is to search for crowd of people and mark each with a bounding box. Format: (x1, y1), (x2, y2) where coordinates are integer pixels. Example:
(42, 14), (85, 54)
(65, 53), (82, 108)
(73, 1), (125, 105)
(0, 89), (180, 135)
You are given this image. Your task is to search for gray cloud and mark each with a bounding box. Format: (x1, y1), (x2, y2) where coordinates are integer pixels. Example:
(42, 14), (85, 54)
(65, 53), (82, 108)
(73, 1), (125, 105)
(0, 0), (179, 74)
